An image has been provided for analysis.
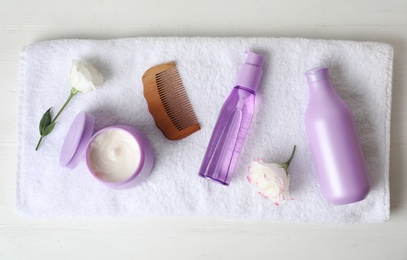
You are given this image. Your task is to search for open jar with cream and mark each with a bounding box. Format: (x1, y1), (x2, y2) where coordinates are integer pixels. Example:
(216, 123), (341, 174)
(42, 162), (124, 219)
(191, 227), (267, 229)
(60, 111), (154, 189)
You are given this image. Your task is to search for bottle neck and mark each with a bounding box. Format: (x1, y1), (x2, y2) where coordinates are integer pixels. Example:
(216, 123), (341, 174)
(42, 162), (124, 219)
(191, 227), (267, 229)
(308, 80), (338, 100)
(235, 63), (263, 92)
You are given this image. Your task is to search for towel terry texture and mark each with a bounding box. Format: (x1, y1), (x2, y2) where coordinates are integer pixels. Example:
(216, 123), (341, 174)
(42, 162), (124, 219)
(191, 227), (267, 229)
(17, 37), (393, 223)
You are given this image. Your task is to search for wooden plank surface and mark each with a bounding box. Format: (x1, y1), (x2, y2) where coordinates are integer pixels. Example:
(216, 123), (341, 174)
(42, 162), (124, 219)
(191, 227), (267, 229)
(0, 0), (406, 259)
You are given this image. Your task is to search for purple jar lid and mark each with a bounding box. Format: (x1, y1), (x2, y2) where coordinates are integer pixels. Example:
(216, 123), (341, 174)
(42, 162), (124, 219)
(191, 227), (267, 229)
(60, 111), (95, 169)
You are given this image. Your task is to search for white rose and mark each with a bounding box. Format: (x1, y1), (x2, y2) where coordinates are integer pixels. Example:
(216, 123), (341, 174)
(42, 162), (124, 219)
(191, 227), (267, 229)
(247, 146), (296, 205)
(248, 160), (291, 205)
(36, 59), (105, 150)
(70, 60), (104, 93)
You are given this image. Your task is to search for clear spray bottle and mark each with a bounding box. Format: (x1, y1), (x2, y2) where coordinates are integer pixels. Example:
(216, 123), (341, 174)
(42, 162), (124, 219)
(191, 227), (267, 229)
(198, 51), (264, 185)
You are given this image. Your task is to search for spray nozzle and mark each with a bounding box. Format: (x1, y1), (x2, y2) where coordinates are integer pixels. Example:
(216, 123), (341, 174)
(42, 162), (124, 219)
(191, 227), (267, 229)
(244, 51), (264, 68)
(235, 51), (264, 92)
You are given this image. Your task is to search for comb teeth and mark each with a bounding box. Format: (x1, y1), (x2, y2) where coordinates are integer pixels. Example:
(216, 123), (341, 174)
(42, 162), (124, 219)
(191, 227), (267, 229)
(155, 67), (198, 131)
(143, 61), (200, 140)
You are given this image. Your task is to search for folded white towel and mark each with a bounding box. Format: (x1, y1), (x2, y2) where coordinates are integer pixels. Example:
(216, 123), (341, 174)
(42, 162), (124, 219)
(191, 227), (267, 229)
(17, 37), (393, 223)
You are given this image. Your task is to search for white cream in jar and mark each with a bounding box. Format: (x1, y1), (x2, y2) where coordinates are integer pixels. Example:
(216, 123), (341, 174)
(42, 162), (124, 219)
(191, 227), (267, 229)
(61, 112), (154, 189)
(88, 129), (141, 182)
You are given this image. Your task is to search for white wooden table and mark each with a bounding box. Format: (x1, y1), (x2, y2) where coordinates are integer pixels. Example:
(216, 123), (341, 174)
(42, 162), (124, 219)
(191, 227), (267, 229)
(1, 0), (406, 259)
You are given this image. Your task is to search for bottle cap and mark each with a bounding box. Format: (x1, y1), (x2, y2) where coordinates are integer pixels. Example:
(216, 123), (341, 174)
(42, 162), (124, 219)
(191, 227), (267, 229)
(304, 67), (330, 84)
(245, 51), (264, 67)
(60, 111), (95, 169)
(235, 51), (264, 92)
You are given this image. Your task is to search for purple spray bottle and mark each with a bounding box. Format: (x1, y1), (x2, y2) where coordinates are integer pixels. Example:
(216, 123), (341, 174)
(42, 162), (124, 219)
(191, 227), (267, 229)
(304, 67), (370, 205)
(198, 51), (264, 185)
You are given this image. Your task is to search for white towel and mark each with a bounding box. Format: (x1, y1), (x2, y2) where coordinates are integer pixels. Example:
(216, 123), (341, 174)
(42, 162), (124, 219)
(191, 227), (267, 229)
(17, 37), (393, 223)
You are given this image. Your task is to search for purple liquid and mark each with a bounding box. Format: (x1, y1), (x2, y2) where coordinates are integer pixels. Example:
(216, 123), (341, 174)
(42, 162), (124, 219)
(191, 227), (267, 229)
(199, 87), (255, 185)
(198, 51), (264, 185)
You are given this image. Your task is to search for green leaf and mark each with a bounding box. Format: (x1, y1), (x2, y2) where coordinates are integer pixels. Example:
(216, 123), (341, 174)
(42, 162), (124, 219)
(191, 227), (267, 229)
(42, 122), (56, 137)
(39, 108), (52, 135)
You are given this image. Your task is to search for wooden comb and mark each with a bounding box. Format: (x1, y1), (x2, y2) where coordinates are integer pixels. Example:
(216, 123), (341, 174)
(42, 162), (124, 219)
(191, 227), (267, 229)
(142, 62), (200, 140)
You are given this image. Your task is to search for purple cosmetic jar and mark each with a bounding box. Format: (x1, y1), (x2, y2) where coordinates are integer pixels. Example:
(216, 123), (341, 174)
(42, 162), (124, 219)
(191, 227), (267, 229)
(60, 111), (154, 189)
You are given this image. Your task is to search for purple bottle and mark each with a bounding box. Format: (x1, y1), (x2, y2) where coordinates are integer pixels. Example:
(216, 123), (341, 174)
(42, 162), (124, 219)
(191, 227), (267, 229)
(198, 51), (264, 185)
(304, 67), (370, 205)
